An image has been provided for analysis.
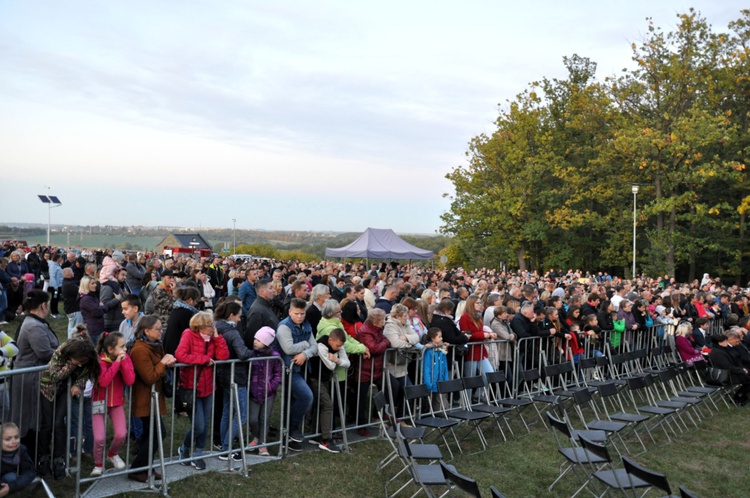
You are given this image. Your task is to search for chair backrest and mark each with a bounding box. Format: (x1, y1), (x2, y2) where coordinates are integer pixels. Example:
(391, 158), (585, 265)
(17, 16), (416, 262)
(597, 381), (619, 399)
(596, 356), (610, 367)
(578, 434), (611, 463)
(679, 486), (700, 498)
(486, 371), (507, 385)
(610, 353), (627, 365)
(440, 461), (482, 498)
(404, 383), (430, 401)
(572, 387), (593, 406)
(437, 378), (464, 395)
(489, 486), (506, 498)
(546, 411), (572, 439)
(558, 361), (575, 375)
(521, 368), (541, 383)
(622, 456), (672, 494)
(579, 357), (597, 370)
(627, 375), (647, 391)
(543, 363), (562, 378)
(462, 375), (486, 391)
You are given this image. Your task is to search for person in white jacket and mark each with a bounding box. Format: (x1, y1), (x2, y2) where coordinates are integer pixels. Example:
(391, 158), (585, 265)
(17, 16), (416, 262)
(383, 304), (419, 419)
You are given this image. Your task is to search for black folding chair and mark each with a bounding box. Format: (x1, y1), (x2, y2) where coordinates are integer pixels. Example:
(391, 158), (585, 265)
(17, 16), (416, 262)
(573, 435), (650, 498)
(461, 375), (512, 441)
(440, 460), (482, 498)
(391, 426), (452, 498)
(622, 456), (676, 498)
(404, 383), (461, 459)
(374, 390), (429, 474)
(485, 370), (532, 434)
(546, 411), (606, 493)
(436, 379), (491, 452)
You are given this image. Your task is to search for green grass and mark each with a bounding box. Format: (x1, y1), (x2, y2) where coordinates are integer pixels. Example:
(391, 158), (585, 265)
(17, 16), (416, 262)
(20, 315), (750, 497)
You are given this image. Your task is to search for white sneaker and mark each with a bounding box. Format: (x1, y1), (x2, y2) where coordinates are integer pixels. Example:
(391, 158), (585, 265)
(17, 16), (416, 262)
(90, 466), (103, 476)
(107, 455), (126, 470)
(258, 447), (270, 457)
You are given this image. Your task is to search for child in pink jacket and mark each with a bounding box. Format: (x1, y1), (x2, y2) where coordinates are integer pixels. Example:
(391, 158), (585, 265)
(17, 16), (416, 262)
(91, 332), (135, 476)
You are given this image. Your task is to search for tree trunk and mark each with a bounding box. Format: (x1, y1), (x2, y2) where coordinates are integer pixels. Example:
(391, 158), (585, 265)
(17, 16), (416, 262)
(517, 247), (527, 272)
(667, 206), (676, 277)
(655, 174), (663, 231)
(739, 210), (746, 286)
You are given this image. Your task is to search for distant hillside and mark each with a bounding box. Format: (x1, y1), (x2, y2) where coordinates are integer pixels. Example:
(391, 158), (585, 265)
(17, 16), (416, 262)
(0, 225), (450, 256)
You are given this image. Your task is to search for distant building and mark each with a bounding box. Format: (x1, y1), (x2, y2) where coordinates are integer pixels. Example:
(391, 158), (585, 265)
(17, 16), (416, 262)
(156, 233), (213, 258)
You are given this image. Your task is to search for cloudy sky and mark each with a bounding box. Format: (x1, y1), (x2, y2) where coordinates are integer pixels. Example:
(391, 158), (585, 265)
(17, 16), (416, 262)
(0, 1), (744, 234)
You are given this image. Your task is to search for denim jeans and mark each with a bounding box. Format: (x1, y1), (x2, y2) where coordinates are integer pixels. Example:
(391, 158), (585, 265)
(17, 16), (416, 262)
(70, 396), (93, 454)
(464, 358), (495, 398)
(182, 393), (213, 456)
(66, 311), (83, 338)
(288, 373), (313, 432)
(220, 386), (248, 450)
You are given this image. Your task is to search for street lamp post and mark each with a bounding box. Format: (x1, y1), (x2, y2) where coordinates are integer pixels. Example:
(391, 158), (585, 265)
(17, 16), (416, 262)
(37, 191), (62, 247)
(232, 219), (236, 255)
(632, 185), (639, 280)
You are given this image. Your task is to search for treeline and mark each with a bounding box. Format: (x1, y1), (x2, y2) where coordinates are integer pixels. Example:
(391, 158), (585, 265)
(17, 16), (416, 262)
(441, 10), (750, 284)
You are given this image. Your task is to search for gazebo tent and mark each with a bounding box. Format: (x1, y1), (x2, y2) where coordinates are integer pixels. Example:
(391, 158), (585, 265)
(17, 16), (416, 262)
(325, 228), (433, 260)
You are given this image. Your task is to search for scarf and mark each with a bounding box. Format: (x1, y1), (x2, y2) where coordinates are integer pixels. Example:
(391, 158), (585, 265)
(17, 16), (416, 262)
(173, 300), (198, 313)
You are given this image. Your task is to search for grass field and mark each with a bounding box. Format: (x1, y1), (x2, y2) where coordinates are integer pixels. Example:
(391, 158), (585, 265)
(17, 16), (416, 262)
(13, 314), (750, 497)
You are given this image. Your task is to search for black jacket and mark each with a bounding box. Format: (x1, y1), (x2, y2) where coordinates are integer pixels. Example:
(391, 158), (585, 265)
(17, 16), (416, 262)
(244, 297), (280, 348)
(510, 313), (536, 339)
(430, 313), (469, 347)
(164, 306), (196, 356)
(61, 277), (80, 315)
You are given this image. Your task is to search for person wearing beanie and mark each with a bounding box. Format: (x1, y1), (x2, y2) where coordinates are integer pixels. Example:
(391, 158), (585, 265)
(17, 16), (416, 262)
(247, 326), (282, 456)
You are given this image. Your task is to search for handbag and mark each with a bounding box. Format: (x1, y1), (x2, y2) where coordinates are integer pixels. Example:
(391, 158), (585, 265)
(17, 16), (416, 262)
(707, 367), (730, 386)
(179, 365), (205, 412)
(162, 369), (174, 399)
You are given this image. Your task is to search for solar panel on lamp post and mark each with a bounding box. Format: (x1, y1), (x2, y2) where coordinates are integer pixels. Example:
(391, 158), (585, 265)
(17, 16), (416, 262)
(37, 194), (62, 247)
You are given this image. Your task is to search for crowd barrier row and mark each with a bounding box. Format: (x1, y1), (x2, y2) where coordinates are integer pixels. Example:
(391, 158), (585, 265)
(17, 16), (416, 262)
(0, 316), (725, 497)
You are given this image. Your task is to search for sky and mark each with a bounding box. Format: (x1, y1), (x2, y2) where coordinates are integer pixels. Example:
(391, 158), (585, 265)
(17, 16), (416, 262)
(0, 1), (745, 234)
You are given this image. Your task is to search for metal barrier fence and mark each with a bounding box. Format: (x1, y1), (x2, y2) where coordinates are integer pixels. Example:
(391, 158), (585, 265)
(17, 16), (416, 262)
(0, 316), (727, 497)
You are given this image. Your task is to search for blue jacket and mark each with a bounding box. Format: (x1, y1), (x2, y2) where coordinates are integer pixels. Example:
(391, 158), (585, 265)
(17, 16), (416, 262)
(238, 281), (257, 316)
(423, 347), (449, 393)
(48, 261), (63, 288)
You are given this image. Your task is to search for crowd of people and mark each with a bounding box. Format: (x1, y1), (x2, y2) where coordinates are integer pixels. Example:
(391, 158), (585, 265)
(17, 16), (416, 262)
(0, 240), (750, 492)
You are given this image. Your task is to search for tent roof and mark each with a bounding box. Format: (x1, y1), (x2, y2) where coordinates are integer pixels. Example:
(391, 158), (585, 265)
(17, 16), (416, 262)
(325, 228), (433, 260)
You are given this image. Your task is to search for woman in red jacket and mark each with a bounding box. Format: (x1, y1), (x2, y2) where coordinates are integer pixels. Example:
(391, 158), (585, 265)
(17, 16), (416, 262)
(354, 308), (390, 436)
(175, 311), (229, 470)
(459, 295), (496, 398)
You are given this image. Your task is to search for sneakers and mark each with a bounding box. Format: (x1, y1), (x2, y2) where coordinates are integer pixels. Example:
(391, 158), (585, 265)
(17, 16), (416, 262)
(258, 447), (270, 457)
(53, 458), (66, 480)
(356, 428), (372, 437)
(191, 458), (206, 470)
(287, 441), (303, 452)
(288, 430), (304, 443)
(218, 451), (243, 462)
(245, 438), (259, 452)
(318, 439), (341, 453)
(90, 466), (103, 477)
(37, 456), (52, 477)
(108, 454), (126, 470)
(178, 446), (190, 466)
(307, 437), (321, 446)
